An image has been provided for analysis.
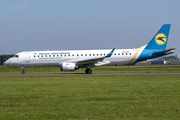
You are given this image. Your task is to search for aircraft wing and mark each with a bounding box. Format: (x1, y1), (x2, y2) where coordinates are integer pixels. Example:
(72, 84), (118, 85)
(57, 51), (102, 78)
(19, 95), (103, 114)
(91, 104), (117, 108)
(66, 48), (115, 67)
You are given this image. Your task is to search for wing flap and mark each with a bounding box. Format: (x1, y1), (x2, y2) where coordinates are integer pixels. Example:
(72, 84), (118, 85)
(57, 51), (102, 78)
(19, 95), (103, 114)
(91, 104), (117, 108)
(94, 60), (111, 66)
(77, 57), (104, 64)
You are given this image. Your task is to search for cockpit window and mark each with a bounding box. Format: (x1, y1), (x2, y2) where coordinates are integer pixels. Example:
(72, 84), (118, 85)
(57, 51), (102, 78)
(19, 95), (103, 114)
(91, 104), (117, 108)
(15, 55), (19, 58)
(12, 55), (19, 58)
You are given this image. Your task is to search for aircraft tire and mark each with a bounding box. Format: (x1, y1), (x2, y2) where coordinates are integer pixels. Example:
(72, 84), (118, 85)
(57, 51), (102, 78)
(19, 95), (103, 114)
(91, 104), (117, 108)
(85, 68), (92, 74)
(22, 70), (25, 74)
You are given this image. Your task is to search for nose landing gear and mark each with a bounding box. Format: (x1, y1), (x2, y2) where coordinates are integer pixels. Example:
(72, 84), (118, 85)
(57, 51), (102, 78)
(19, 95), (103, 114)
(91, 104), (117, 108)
(20, 67), (25, 74)
(22, 70), (25, 74)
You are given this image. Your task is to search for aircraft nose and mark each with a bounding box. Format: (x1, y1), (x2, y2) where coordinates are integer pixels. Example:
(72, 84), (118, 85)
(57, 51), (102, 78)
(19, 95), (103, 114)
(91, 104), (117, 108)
(3, 60), (9, 66)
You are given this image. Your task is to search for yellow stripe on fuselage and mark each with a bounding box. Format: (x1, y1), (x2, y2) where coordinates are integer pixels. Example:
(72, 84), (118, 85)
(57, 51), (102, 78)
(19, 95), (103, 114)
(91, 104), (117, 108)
(128, 46), (143, 64)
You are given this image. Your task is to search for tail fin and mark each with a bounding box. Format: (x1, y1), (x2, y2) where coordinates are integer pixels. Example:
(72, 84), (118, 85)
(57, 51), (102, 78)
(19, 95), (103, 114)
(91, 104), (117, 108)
(145, 24), (171, 50)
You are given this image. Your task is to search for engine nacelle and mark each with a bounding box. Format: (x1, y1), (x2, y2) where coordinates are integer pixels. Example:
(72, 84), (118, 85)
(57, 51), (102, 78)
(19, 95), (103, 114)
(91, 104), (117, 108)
(60, 63), (78, 71)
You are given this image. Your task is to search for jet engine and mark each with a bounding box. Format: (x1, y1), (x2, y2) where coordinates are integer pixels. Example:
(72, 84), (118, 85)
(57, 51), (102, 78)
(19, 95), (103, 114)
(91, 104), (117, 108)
(60, 63), (78, 71)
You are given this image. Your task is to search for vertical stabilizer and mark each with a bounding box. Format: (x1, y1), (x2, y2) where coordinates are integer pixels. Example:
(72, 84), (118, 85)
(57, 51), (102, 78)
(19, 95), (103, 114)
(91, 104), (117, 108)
(145, 24), (171, 50)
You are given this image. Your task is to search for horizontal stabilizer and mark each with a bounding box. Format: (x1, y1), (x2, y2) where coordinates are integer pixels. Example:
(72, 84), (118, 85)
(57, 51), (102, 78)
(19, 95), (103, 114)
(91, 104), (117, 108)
(152, 48), (176, 55)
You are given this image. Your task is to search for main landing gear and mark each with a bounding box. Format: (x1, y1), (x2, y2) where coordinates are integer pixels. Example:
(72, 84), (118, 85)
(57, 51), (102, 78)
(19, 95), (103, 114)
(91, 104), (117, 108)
(85, 68), (92, 74)
(20, 67), (25, 74)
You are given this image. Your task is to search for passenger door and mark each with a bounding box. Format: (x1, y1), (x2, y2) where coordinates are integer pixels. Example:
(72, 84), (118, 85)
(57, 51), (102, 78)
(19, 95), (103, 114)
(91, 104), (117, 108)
(25, 52), (30, 62)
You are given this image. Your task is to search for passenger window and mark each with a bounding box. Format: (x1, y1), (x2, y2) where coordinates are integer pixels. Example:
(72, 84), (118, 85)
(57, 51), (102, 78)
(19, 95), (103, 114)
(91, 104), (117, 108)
(85, 54), (87, 56)
(126, 53), (128, 55)
(45, 55), (47, 57)
(57, 55), (59, 57)
(100, 54), (102, 56)
(68, 55), (70, 56)
(114, 53), (116, 55)
(34, 56), (36, 57)
(72, 54), (74, 56)
(41, 55), (43, 57)
(81, 54), (83, 56)
(97, 54), (98, 56)
(93, 54), (95, 56)
(49, 55), (51, 57)
(130, 53), (131, 55)
(104, 54), (106, 56)
(77, 54), (79, 56)
(89, 54), (91, 56)
(122, 53), (124, 55)
(38, 55), (39, 57)
(118, 53), (120, 55)
(65, 55), (66, 57)
(61, 55), (62, 57)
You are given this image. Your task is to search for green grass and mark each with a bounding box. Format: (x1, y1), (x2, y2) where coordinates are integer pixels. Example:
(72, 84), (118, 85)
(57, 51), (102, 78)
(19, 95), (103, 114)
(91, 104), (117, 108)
(0, 75), (180, 119)
(1, 64), (180, 74)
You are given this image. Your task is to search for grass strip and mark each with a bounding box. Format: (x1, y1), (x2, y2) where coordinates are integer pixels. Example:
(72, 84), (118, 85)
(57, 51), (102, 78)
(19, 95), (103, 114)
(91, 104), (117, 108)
(0, 75), (180, 119)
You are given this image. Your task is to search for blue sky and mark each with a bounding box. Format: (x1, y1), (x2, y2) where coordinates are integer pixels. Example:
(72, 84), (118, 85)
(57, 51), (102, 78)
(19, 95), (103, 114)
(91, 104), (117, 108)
(0, 0), (180, 54)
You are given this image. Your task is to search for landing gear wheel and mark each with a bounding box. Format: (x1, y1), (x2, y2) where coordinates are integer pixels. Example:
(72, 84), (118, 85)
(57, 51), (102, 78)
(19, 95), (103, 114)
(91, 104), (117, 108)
(85, 68), (92, 74)
(22, 70), (25, 74)
(20, 67), (25, 74)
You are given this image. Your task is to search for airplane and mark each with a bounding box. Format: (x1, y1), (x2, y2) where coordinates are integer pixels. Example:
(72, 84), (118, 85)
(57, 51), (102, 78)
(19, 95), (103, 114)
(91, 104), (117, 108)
(3, 24), (175, 74)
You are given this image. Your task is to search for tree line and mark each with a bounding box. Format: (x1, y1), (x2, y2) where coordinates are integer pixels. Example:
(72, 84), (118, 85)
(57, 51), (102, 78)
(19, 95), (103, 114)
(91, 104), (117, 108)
(0, 55), (14, 65)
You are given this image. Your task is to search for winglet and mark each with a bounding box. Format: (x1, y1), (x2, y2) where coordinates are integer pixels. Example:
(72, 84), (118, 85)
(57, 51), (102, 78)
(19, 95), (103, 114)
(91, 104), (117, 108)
(105, 48), (115, 57)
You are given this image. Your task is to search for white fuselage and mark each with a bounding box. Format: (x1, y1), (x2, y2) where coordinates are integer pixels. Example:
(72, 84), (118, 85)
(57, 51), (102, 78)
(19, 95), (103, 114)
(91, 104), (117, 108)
(4, 47), (145, 68)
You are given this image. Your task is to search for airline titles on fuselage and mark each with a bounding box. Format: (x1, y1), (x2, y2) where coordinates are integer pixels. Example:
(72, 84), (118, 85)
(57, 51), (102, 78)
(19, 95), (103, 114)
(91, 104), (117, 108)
(38, 52), (70, 55)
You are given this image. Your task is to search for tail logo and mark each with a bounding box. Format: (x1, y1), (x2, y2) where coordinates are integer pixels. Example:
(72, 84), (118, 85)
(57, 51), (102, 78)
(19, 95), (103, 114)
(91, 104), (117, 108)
(155, 33), (167, 45)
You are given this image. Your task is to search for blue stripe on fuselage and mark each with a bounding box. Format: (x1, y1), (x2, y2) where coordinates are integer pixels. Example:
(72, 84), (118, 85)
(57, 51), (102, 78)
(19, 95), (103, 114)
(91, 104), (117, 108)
(135, 49), (166, 63)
